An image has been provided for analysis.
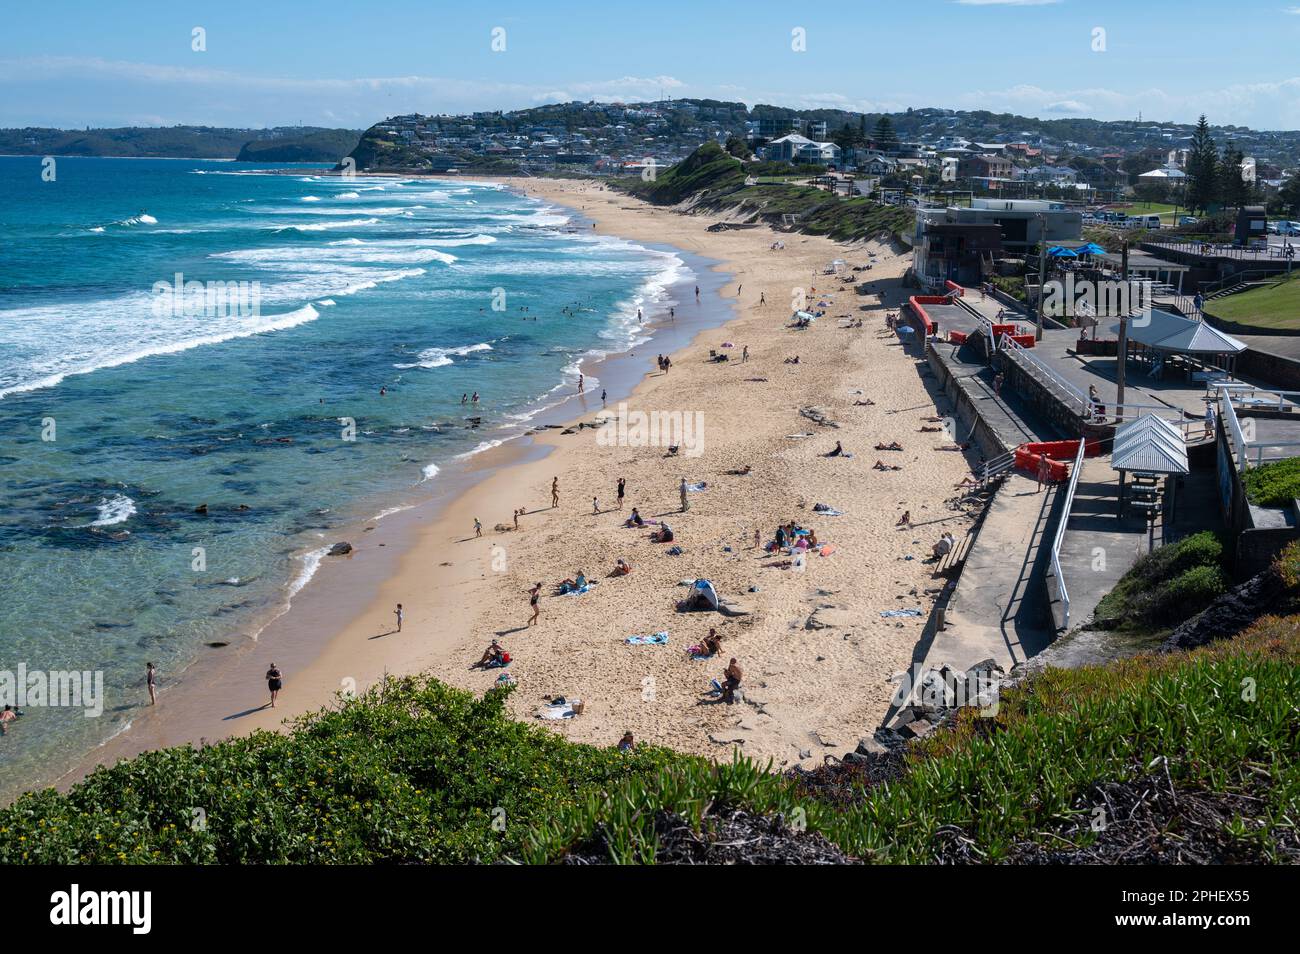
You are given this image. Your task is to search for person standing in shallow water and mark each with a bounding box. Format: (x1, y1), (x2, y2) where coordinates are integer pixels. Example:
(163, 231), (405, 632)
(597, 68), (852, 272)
(146, 662), (157, 705)
(266, 663), (283, 708)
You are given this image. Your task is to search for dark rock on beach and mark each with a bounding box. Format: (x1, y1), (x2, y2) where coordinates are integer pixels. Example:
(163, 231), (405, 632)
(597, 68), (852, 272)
(1162, 563), (1290, 652)
(327, 541), (353, 556)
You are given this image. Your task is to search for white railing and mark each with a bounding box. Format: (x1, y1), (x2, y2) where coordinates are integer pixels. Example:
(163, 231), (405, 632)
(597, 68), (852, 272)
(1212, 383), (1300, 470)
(1051, 438), (1088, 628)
(981, 450), (1016, 483)
(1000, 334), (1091, 417)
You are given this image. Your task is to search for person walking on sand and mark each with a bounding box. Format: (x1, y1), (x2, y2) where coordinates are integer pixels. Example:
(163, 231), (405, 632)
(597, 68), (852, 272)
(394, 603), (404, 633)
(528, 583), (541, 626)
(266, 663), (283, 708)
(146, 662), (157, 706)
(742, 345), (748, 363)
(578, 373), (585, 394)
(592, 496), (600, 514)
(680, 477), (689, 513)
(760, 292), (766, 305)
(552, 477), (559, 508)
(474, 517), (482, 538)
(617, 477), (626, 509)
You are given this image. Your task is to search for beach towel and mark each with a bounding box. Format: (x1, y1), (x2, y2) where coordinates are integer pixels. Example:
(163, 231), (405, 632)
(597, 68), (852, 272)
(626, 632), (669, 645)
(812, 503), (844, 516)
(880, 608), (923, 618)
(537, 698), (583, 719)
(685, 482), (708, 492)
(665, 546), (683, 556)
(819, 544), (837, 557)
(562, 582), (596, 596)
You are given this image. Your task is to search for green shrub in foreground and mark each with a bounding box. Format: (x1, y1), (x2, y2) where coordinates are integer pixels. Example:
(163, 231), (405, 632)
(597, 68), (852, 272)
(0, 678), (688, 864)
(1244, 457), (1300, 508)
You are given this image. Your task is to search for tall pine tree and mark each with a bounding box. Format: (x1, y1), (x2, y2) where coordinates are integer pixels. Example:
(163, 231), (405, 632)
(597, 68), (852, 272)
(1185, 115), (1218, 213)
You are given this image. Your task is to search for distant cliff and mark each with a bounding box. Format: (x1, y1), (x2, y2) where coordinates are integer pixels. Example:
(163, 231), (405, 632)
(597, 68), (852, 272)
(235, 129), (361, 163)
(0, 125), (359, 160)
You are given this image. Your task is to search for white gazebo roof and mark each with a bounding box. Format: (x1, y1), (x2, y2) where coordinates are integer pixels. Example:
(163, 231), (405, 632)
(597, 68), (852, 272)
(1111, 414), (1189, 474)
(1107, 310), (1246, 355)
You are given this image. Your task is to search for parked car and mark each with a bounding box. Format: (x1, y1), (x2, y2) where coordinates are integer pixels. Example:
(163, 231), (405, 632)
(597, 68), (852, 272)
(1178, 215), (1199, 226)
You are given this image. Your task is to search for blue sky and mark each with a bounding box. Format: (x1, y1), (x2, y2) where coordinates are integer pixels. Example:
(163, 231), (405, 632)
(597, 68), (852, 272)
(3, 0), (1300, 130)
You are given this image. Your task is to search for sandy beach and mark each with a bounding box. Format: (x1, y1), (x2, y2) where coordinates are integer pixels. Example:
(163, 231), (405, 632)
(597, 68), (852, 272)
(55, 179), (982, 790)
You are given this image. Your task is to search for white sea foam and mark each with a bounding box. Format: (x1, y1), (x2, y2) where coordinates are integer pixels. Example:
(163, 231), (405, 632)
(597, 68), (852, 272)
(336, 192), (360, 199)
(271, 217), (382, 232)
(395, 341), (492, 370)
(420, 462), (441, 481)
(455, 439), (504, 460)
(288, 545), (331, 598)
(0, 303), (322, 400)
(89, 494), (137, 527)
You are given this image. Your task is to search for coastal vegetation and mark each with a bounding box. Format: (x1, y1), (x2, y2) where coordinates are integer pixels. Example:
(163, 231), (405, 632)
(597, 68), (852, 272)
(4, 593), (1298, 864)
(1244, 456), (1300, 507)
(1093, 531), (1230, 631)
(616, 143), (915, 244)
(0, 125), (359, 161)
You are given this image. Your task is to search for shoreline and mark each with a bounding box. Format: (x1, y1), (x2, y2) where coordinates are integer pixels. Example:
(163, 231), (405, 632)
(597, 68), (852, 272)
(41, 178), (978, 800)
(36, 188), (739, 799)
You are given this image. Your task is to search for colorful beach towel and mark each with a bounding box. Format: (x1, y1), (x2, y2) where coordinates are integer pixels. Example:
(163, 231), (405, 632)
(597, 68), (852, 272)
(626, 632), (669, 646)
(880, 608), (923, 618)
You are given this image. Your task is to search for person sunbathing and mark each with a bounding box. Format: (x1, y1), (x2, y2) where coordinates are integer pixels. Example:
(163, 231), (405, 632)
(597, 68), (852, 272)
(919, 425), (943, 433)
(955, 475), (980, 488)
(874, 460), (902, 471)
(476, 640), (507, 667)
(650, 525), (674, 543)
(625, 508), (644, 527)
(728, 464), (752, 475)
(896, 510), (911, 527)
(876, 441), (903, 451)
(611, 558), (631, 576)
(853, 398), (876, 406)
(558, 571), (588, 593)
(784, 355), (800, 364)
(695, 628), (723, 658)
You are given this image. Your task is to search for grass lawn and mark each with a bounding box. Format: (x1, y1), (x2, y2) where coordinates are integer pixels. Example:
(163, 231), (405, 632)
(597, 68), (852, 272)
(1206, 273), (1300, 330)
(1109, 201), (1184, 224)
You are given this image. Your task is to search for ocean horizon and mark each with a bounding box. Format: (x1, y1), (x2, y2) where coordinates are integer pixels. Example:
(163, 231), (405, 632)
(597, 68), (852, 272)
(0, 156), (697, 796)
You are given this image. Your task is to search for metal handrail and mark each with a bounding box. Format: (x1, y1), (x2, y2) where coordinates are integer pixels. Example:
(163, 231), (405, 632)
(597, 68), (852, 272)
(1000, 334), (1091, 416)
(1051, 438), (1088, 628)
(981, 450), (1016, 483)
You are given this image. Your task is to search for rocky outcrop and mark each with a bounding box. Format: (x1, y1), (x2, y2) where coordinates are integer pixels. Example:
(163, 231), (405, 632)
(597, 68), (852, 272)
(1161, 565), (1289, 652)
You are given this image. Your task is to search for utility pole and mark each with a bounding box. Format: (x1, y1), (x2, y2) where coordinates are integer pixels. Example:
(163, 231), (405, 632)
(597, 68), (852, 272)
(1116, 240), (1129, 424)
(1035, 212), (1047, 341)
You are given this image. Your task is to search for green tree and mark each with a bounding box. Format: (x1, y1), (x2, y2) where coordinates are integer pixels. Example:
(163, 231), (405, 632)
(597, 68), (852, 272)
(873, 115), (898, 150)
(1277, 173), (1300, 218)
(1185, 115), (1218, 213)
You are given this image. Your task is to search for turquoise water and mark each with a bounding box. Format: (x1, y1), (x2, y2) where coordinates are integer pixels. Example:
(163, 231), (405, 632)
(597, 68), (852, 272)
(0, 157), (690, 791)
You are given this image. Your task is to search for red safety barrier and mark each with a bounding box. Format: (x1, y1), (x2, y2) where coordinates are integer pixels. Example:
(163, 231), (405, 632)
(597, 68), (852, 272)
(948, 330), (968, 345)
(944, 280), (965, 297)
(990, 322), (1018, 337)
(907, 295), (948, 336)
(1013, 439), (1102, 483)
(1009, 333), (1036, 348)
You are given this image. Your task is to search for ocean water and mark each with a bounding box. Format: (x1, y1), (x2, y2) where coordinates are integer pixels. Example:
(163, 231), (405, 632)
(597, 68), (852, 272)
(0, 156), (691, 793)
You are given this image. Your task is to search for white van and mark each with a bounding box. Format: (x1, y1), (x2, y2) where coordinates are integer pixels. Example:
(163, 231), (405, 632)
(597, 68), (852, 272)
(1130, 213), (1162, 229)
